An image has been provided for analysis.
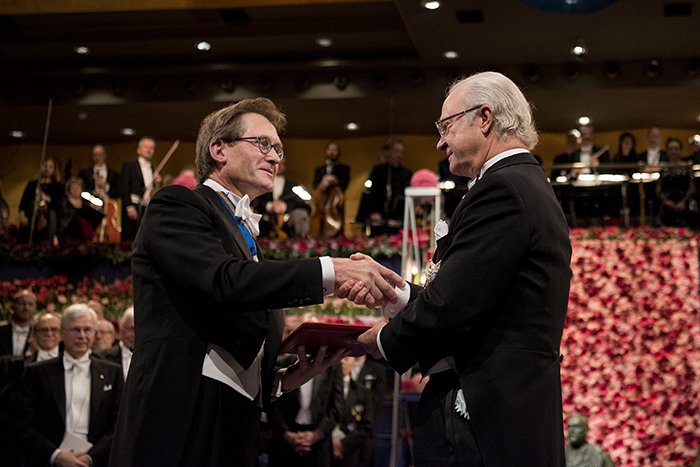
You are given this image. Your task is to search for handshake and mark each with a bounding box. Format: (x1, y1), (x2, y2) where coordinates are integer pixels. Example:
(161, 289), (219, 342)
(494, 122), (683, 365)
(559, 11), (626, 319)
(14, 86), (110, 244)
(331, 252), (405, 309)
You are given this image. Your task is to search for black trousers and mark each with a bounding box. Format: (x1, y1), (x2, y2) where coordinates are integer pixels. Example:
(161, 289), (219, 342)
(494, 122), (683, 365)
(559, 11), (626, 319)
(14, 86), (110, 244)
(180, 377), (261, 467)
(413, 371), (485, 467)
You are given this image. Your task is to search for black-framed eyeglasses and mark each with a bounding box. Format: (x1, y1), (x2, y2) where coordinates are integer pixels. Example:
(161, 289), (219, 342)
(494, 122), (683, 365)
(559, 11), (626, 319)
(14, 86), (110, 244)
(435, 105), (483, 137)
(233, 136), (285, 159)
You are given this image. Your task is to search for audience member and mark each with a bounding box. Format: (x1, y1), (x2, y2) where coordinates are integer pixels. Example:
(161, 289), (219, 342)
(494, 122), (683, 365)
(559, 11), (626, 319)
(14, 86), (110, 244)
(268, 363), (343, 467)
(0, 289), (36, 357)
(252, 158), (311, 238)
(95, 307), (133, 381)
(29, 313), (62, 362)
(310, 141), (350, 238)
(77, 144), (120, 200)
(565, 413), (615, 467)
(366, 140), (412, 235)
(331, 357), (374, 467)
(59, 177), (105, 244)
(14, 303), (123, 467)
(120, 136), (161, 242)
(92, 319), (116, 352)
(18, 156), (64, 243)
(86, 300), (105, 320)
(657, 138), (697, 227)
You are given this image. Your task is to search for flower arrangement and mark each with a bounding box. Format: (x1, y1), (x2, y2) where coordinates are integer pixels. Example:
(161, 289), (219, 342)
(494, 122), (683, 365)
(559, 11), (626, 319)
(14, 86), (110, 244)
(0, 275), (133, 321)
(1, 228), (699, 464)
(561, 235), (700, 465)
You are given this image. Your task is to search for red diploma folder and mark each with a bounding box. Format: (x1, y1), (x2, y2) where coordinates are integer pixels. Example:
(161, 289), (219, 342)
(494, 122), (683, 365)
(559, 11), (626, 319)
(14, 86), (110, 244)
(279, 322), (371, 357)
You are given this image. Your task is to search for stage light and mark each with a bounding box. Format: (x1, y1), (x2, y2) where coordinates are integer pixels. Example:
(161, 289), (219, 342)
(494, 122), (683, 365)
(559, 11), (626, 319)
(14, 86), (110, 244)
(421, 1), (441, 10)
(196, 41), (211, 51)
(345, 122), (359, 131)
(316, 37), (332, 47)
(74, 45), (90, 55)
(646, 59), (661, 77)
(443, 50), (459, 59)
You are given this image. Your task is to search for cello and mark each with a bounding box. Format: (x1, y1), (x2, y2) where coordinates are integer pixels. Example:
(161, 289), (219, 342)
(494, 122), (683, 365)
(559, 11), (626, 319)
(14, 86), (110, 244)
(309, 179), (344, 238)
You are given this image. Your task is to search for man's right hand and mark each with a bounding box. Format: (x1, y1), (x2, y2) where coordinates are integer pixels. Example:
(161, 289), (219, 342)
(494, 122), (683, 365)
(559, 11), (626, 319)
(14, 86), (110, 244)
(55, 451), (91, 467)
(332, 254), (403, 308)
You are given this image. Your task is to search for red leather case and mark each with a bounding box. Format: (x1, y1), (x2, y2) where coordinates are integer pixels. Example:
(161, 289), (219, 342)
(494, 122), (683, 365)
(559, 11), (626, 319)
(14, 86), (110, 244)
(279, 322), (371, 357)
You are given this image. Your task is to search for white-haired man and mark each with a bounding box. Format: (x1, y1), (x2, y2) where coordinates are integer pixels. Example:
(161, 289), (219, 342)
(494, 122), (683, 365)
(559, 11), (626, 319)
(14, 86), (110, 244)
(15, 303), (123, 467)
(358, 72), (572, 466)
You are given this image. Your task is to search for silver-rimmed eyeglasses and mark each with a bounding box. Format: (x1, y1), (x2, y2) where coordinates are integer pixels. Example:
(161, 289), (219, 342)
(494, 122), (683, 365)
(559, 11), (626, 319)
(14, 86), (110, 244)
(233, 136), (285, 159)
(435, 105), (482, 137)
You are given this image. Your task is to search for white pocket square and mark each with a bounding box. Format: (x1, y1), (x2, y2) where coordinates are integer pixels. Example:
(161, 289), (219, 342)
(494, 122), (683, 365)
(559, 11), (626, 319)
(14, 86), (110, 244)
(103, 384), (112, 392)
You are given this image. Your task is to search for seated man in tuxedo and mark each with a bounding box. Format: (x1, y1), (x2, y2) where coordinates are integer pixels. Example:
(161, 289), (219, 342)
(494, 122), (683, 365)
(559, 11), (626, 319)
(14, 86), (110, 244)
(0, 289), (36, 358)
(331, 357), (375, 467)
(14, 303), (123, 467)
(94, 307), (133, 381)
(92, 319), (116, 352)
(29, 313), (62, 362)
(268, 363), (344, 467)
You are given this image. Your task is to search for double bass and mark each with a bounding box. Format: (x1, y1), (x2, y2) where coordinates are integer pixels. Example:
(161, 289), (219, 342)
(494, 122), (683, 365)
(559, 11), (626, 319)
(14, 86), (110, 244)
(310, 179), (344, 238)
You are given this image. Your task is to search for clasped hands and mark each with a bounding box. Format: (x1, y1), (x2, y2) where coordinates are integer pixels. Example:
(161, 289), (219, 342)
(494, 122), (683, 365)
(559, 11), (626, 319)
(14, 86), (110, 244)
(332, 252), (404, 309)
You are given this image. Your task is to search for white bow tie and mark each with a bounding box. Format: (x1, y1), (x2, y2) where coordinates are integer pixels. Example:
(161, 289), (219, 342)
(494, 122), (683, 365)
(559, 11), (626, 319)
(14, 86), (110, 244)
(235, 194), (262, 237)
(64, 355), (91, 372)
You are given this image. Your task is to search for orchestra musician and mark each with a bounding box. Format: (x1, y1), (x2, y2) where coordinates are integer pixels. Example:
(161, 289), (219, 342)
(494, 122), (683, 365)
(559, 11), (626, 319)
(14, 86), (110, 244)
(311, 141), (350, 238)
(18, 156), (64, 244)
(120, 137), (161, 242)
(58, 177), (105, 244)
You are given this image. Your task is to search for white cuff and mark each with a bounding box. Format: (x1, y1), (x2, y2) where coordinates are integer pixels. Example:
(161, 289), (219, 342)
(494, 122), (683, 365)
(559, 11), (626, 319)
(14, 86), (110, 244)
(376, 326), (388, 361)
(381, 281), (409, 318)
(50, 449), (61, 465)
(319, 256), (335, 296)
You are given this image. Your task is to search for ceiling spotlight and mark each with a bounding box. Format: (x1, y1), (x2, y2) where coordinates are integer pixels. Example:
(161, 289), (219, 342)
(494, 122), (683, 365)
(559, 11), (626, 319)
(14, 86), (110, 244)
(196, 41), (211, 51)
(577, 116), (591, 126)
(316, 37), (333, 48)
(345, 122), (359, 131)
(570, 40), (587, 60)
(121, 128), (135, 136)
(443, 50), (459, 60)
(646, 59), (661, 77)
(10, 130), (25, 138)
(333, 75), (348, 90)
(74, 45), (90, 55)
(77, 111), (88, 120)
(421, 1), (441, 10)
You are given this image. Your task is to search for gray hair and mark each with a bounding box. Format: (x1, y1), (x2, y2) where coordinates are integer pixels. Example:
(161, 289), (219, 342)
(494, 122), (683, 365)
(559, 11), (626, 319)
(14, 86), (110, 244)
(61, 303), (97, 329)
(195, 97), (287, 182)
(119, 306), (134, 326)
(447, 71), (539, 149)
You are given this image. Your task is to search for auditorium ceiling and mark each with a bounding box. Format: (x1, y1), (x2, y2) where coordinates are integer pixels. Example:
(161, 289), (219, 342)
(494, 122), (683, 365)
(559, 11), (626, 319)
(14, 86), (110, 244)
(0, 0), (699, 144)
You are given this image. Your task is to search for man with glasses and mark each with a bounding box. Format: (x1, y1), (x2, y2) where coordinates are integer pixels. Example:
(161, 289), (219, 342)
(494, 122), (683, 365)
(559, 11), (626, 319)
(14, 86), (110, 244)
(109, 97), (403, 467)
(30, 313), (62, 362)
(358, 72), (572, 466)
(15, 303), (123, 467)
(92, 319), (116, 352)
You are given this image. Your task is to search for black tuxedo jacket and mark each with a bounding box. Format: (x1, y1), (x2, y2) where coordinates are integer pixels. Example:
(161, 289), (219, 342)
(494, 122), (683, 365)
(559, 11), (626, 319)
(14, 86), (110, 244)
(338, 372), (374, 458)
(119, 159), (147, 241)
(94, 344), (121, 368)
(380, 153), (572, 466)
(0, 323), (24, 357)
(637, 149), (669, 164)
(109, 184), (324, 466)
(367, 163), (413, 221)
(312, 162), (350, 192)
(78, 167), (121, 199)
(15, 355), (123, 467)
